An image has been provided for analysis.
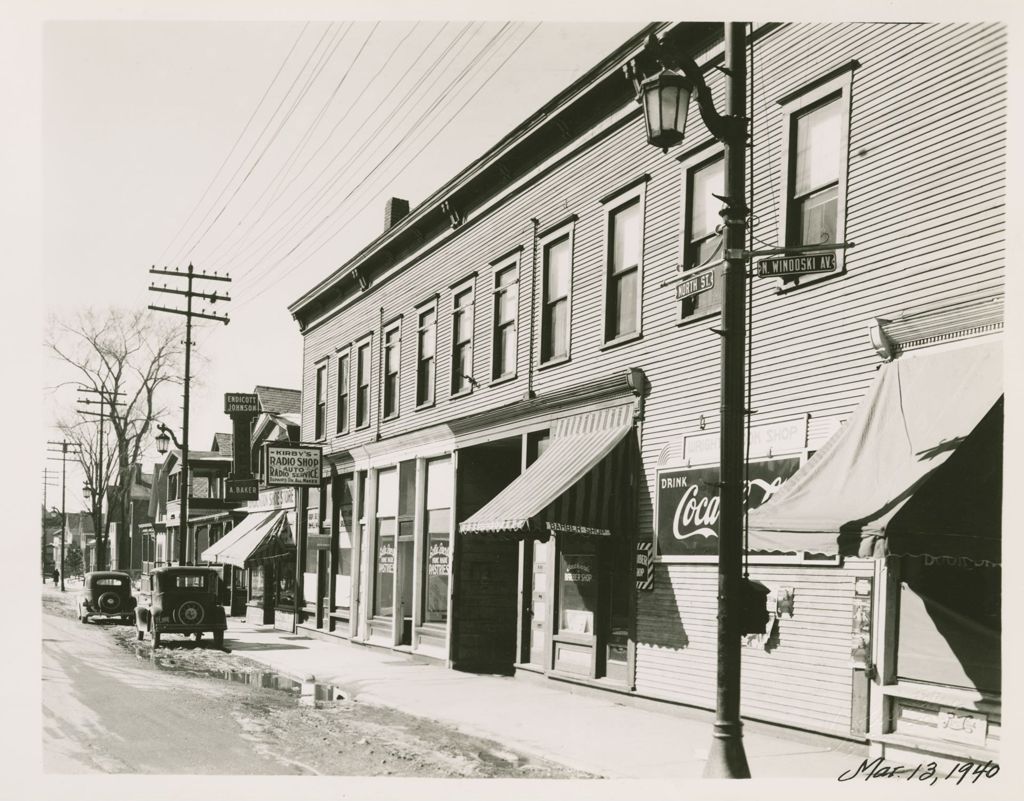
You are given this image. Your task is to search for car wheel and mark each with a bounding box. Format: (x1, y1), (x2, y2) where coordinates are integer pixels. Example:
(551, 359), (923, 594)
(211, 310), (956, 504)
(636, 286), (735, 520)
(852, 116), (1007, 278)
(97, 591), (121, 614)
(175, 600), (205, 625)
(152, 629), (161, 649)
(213, 630), (224, 650)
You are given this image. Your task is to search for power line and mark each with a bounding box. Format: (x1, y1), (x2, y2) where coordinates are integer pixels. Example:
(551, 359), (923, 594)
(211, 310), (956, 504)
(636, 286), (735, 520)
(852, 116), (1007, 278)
(231, 21), (507, 292)
(157, 22), (311, 266)
(238, 23), (542, 308)
(215, 21), (476, 280)
(201, 20), (384, 267)
(170, 22), (337, 267)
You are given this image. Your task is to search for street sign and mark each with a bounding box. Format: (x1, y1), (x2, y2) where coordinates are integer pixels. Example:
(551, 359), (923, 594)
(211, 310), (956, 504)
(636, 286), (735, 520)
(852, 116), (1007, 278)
(675, 267), (716, 300)
(756, 252), (837, 278)
(225, 478), (259, 501)
(265, 444), (322, 487)
(224, 392), (260, 414)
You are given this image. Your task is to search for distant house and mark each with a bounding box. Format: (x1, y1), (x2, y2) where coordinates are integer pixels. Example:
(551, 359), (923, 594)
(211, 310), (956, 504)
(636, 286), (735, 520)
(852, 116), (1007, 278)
(106, 463), (153, 574)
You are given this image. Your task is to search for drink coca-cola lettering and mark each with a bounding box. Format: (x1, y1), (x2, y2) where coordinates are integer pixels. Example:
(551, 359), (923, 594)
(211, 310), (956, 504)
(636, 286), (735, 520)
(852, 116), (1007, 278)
(657, 457), (801, 556)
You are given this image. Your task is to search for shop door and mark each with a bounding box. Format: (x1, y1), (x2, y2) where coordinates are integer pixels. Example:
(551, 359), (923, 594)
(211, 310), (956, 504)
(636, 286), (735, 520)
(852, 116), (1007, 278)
(262, 563), (276, 625)
(397, 525), (414, 645)
(526, 539), (551, 667)
(316, 550), (329, 629)
(551, 536), (599, 677)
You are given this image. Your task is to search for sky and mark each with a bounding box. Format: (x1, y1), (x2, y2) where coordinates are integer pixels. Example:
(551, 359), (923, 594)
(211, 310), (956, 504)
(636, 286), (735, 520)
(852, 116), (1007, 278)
(40, 16), (647, 510)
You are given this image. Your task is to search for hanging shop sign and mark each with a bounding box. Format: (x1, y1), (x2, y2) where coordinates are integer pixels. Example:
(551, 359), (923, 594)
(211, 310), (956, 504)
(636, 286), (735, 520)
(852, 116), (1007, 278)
(675, 267), (716, 300)
(224, 392), (260, 414)
(656, 457), (801, 556)
(427, 541), (450, 577)
(683, 416), (807, 464)
(635, 541), (654, 590)
(225, 478), (259, 502)
(756, 252), (836, 278)
(265, 444), (322, 487)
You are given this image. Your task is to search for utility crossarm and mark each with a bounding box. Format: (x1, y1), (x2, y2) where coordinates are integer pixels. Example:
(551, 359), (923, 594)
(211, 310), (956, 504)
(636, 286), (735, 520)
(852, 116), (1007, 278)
(148, 285), (232, 303)
(147, 305), (230, 324)
(149, 267), (232, 283)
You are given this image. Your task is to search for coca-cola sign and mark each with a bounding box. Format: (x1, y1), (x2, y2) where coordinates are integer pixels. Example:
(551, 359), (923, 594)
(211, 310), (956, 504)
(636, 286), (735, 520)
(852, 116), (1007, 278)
(656, 458), (801, 556)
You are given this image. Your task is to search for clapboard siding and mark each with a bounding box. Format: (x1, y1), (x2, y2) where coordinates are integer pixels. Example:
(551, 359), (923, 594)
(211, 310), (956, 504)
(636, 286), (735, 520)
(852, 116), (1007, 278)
(636, 560), (875, 735)
(293, 22), (1005, 732)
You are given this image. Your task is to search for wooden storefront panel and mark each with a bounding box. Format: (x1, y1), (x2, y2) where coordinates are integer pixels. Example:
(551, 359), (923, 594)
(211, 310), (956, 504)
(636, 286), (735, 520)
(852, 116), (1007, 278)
(635, 560), (875, 737)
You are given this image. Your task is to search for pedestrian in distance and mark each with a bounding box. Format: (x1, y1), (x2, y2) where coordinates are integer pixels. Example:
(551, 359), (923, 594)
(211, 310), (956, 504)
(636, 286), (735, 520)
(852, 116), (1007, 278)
(52, 567), (60, 587)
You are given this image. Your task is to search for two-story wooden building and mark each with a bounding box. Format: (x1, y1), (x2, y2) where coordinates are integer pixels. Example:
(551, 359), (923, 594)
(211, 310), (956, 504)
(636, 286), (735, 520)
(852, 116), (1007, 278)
(287, 22), (1003, 767)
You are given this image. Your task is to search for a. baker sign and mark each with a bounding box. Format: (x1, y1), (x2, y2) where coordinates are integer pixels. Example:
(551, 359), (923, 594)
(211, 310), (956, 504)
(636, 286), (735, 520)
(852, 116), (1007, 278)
(656, 457), (800, 556)
(265, 444), (322, 487)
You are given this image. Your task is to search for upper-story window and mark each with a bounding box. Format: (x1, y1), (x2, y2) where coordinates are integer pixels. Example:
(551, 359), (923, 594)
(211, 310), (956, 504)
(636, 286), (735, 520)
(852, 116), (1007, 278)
(789, 97), (841, 247)
(336, 349), (350, 435)
(491, 258), (519, 381)
(450, 280), (475, 396)
(777, 62), (854, 285)
(168, 472), (179, 502)
(678, 150), (725, 322)
(603, 182), (646, 343)
(382, 321), (401, 420)
(416, 305), (437, 408)
(684, 155), (724, 269)
(356, 337), (372, 429)
(540, 223), (574, 365)
(314, 363), (326, 440)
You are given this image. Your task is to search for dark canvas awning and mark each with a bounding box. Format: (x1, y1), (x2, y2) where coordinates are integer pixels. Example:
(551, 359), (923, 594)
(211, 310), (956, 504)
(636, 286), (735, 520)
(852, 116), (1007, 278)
(747, 338), (1002, 557)
(460, 404), (635, 538)
(201, 509), (288, 568)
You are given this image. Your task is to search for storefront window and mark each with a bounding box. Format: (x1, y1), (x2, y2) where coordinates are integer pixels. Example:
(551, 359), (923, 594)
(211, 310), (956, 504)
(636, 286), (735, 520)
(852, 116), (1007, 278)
(375, 469), (398, 616)
(276, 558), (296, 608)
(897, 556), (1001, 693)
(250, 566), (265, 603)
(423, 458), (452, 625)
(558, 551), (597, 635)
(336, 475), (355, 609)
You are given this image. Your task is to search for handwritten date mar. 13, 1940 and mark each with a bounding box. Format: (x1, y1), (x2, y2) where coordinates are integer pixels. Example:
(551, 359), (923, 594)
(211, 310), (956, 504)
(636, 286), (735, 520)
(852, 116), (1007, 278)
(838, 757), (999, 784)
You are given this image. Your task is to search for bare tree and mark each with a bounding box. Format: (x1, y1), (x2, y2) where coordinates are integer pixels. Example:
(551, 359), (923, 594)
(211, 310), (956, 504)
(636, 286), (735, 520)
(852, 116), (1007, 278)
(46, 308), (186, 570)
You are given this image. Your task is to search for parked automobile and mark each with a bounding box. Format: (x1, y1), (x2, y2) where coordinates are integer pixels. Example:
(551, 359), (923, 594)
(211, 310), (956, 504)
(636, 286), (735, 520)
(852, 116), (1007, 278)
(135, 566), (226, 649)
(76, 571), (137, 624)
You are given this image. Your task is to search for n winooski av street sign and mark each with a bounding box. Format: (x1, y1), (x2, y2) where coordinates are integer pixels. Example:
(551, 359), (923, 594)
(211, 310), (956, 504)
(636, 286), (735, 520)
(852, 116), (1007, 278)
(756, 252), (837, 278)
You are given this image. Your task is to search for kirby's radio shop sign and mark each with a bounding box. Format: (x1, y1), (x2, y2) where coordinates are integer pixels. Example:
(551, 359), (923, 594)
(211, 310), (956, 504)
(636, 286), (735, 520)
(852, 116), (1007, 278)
(656, 458), (800, 556)
(265, 444), (322, 488)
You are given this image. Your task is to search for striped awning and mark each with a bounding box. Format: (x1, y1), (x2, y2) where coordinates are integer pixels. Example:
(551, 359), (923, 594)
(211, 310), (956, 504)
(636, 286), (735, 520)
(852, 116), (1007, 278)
(201, 509), (287, 568)
(460, 404), (636, 537)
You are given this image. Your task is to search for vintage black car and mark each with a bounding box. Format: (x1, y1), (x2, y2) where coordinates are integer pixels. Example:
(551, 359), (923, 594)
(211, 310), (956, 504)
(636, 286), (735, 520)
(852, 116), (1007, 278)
(76, 571), (137, 624)
(135, 566), (227, 649)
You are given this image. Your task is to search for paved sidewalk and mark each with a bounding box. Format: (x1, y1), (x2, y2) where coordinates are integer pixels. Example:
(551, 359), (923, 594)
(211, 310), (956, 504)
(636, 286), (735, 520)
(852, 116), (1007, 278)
(222, 618), (866, 779)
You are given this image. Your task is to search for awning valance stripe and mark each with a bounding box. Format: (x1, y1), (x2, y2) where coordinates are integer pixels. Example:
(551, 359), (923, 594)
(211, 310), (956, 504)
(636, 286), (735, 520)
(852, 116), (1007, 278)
(460, 404), (635, 536)
(747, 338), (1002, 556)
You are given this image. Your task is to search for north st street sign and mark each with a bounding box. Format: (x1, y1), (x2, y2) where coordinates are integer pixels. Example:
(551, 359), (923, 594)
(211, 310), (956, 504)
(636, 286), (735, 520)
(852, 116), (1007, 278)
(756, 252), (837, 278)
(675, 267), (715, 300)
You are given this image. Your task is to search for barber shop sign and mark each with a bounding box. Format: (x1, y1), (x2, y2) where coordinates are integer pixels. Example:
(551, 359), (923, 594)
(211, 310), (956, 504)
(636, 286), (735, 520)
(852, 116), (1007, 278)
(656, 457), (801, 556)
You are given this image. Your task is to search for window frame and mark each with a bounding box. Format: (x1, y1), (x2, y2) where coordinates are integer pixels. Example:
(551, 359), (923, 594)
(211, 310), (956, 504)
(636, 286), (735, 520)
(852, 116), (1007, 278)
(677, 145), (726, 325)
(335, 346), (351, 436)
(414, 299), (438, 410)
(601, 179), (647, 346)
(354, 334), (373, 431)
(381, 318), (402, 422)
(538, 220), (576, 368)
(776, 63), (854, 292)
(313, 360), (327, 441)
(449, 276), (476, 398)
(489, 253), (520, 383)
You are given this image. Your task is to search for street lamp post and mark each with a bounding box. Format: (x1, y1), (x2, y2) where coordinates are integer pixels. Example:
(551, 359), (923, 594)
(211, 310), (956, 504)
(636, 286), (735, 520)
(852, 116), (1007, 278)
(628, 23), (751, 778)
(155, 422), (187, 566)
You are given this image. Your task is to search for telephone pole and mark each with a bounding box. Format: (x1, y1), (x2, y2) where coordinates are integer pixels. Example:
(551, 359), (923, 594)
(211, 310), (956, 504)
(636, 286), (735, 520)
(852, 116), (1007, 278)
(47, 440), (81, 592)
(148, 263), (230, 565)
(77, 386), (125, 570)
